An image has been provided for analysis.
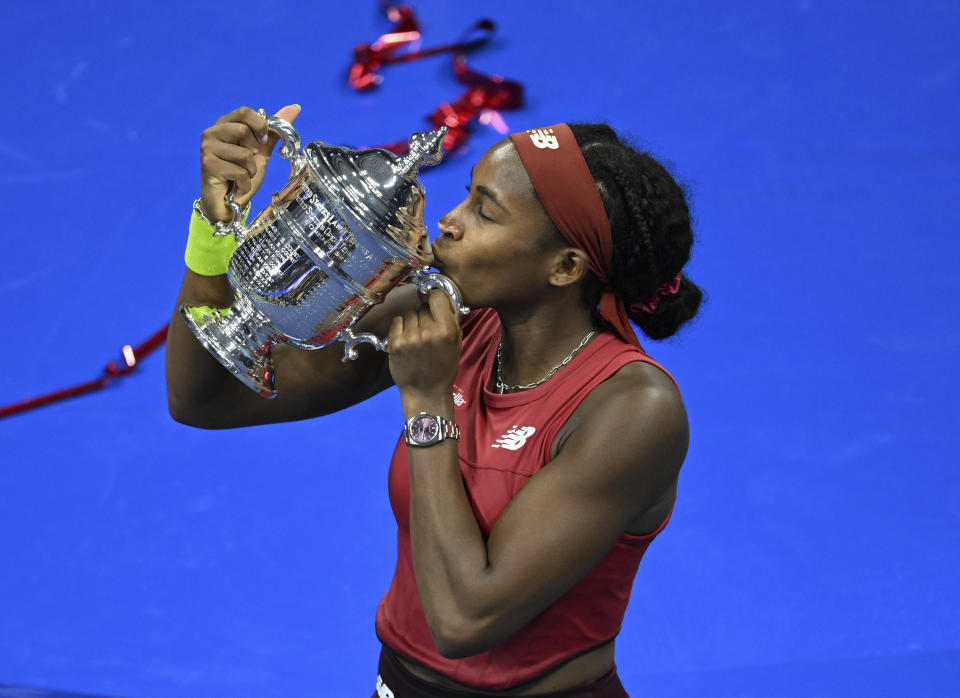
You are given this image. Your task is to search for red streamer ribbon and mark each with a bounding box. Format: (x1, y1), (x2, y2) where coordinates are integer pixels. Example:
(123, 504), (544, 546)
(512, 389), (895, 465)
(0, 325), (168, 419)
(429, 54), (524, 153)
(349, 4), (495, 90)
(351, 3), (524, 158)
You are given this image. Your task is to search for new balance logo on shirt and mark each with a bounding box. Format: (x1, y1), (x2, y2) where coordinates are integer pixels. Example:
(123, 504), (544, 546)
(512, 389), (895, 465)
(492, 426), (536, 450)
(527, 128), (559, 150)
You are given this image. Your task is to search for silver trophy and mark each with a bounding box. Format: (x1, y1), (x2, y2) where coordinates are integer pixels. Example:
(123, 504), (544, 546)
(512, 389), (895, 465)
(180, 111), (468, 398)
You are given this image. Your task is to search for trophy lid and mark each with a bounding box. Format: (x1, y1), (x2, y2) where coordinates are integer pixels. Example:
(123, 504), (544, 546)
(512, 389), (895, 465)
(392, 127), (448, 179)
(302, 126), (448, 259)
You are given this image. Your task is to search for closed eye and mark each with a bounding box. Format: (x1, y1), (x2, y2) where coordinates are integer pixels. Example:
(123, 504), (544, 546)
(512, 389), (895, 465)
(466, 184), (494, 222)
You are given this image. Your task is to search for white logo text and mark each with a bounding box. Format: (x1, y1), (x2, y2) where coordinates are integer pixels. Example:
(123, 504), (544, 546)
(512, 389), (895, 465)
(528, 128), (559, 150)
(492, 425), (536, 450)
(377, 675), (394, 698)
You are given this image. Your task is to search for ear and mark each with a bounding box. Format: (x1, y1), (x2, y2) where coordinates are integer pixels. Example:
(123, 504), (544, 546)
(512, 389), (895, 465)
(547, 247), (591, 288)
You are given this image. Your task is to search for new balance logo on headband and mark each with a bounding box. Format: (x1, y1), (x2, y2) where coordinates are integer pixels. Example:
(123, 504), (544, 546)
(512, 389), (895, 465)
(527, 128), (559, 150)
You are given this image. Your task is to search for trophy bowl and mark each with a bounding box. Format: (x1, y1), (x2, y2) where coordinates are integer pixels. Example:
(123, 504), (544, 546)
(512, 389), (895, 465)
(180, 112), (468, 398)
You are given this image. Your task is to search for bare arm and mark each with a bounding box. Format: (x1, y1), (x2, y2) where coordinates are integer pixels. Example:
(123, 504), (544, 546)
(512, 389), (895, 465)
(388, 292), (688, 658)
(165, 105), (419, 429)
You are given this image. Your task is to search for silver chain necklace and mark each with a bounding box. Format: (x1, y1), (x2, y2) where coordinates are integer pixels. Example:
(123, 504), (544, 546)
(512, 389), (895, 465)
(496, 330), (598, 394)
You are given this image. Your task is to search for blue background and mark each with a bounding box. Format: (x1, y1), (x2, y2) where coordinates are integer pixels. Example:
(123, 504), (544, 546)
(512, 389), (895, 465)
(1, 1), (958, 696)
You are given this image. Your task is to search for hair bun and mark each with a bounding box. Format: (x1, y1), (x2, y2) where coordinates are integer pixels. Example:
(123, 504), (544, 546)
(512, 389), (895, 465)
(628, 271), (683, 317)
(629, 275), (703, 339)
(569, 122), (704, 340)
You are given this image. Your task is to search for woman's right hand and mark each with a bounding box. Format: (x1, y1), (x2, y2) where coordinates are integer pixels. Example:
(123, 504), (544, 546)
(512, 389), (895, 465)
(198, 104), (301, 222)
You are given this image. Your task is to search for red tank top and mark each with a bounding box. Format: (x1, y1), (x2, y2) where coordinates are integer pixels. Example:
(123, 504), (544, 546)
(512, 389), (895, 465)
(375, 309), (679, 690)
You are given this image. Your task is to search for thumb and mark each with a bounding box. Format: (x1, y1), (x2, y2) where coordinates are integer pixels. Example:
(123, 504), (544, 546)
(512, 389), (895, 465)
(259, 103), (301, 156)
(274, 103), (301, 123)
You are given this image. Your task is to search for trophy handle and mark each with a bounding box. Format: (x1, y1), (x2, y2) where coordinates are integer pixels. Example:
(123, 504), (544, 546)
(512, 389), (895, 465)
(213, 108), (308, 243)
(338, 271), (470, 362)
(261, 111), (307, 178)
(340, 327), (389, 361)
(411, 270), (470, 317)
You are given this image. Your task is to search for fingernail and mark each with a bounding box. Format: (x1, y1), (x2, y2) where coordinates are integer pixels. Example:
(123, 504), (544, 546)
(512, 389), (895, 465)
(261, 134), (269, 144)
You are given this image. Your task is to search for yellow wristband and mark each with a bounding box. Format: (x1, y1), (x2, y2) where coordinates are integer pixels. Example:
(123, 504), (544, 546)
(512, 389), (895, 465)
(183, 203), (248, 276)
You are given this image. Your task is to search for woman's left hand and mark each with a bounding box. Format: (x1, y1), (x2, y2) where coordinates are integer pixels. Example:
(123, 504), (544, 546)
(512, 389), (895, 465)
(387, 289), (462, 400)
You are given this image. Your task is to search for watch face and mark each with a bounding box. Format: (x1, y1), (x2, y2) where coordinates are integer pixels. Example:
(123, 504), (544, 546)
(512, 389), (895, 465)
(411, 415), (439, 443)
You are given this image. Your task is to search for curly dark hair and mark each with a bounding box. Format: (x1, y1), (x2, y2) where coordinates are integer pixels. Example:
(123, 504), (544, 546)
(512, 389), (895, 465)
(566, 123), (703, 340)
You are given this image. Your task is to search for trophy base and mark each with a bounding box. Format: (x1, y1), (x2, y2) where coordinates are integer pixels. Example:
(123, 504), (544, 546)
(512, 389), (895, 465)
(179, 293), (279, 398)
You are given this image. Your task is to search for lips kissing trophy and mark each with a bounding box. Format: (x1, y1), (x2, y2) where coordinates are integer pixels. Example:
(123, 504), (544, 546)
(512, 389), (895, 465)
(180, 110), (469, 398)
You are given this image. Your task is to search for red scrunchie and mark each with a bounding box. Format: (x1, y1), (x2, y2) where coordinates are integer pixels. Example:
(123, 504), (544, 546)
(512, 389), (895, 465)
(630, 271), (683, 315)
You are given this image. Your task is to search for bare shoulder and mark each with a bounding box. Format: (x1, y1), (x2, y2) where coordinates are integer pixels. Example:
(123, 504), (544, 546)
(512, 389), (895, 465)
(549, 358), (688, 533)
(554, 359), (687, 458)
(605, 359), (683, 401)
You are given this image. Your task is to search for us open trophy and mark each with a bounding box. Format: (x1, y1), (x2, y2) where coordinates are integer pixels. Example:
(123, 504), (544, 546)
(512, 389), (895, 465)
(180, 111), (468, 398)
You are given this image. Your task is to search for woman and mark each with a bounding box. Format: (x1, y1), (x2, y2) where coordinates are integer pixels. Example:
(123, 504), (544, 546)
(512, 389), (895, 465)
(166, 105), (702, 697)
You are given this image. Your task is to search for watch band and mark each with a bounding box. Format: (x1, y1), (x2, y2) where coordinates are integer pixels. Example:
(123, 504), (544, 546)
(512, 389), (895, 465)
(404, 412), (460, 447)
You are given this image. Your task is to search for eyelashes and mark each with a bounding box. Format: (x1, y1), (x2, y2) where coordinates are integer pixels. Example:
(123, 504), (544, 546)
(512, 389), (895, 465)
(465, 184), (494, 222)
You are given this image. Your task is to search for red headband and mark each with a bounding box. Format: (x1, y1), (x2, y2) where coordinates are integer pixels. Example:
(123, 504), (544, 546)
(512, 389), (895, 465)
(510, 123), (641, 347)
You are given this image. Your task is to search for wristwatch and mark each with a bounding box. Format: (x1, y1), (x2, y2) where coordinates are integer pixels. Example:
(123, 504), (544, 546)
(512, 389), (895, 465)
(404, 412), (460, 447)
